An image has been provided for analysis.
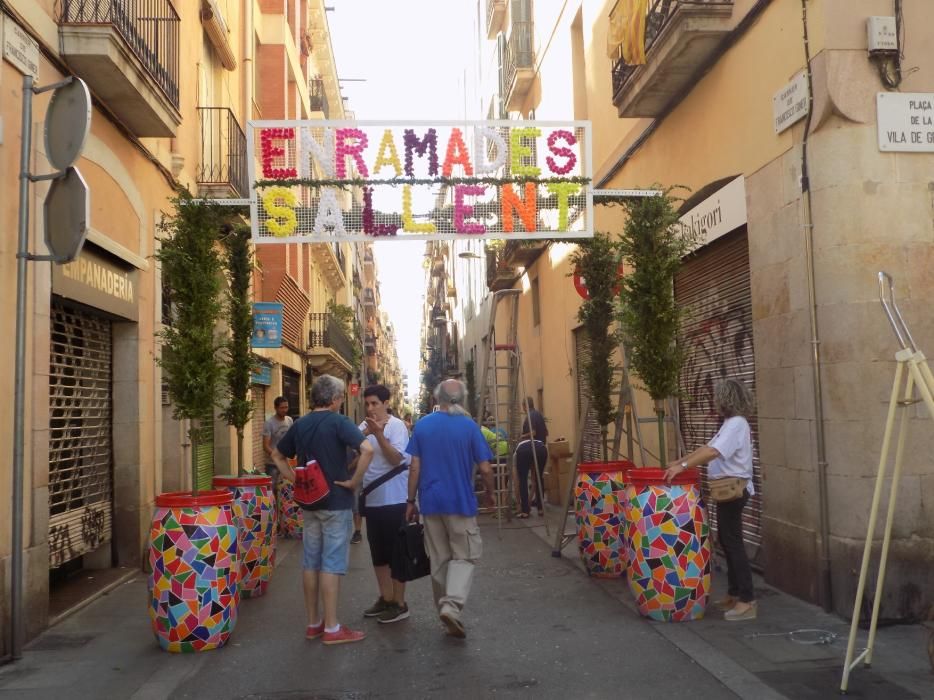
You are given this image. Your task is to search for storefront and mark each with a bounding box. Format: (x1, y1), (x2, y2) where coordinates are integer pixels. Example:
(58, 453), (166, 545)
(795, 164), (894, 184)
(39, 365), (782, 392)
(49, 244), (139, 574)
(674, 177), (763, 565)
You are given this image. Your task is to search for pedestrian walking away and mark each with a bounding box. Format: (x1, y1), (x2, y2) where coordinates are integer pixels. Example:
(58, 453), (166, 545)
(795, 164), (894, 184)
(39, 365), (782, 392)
(262, 396), (293, 490)
(664, 378), (758, 621)
(514, 397), (548, 518)
(272, 374), (375, 645)
(405, 379), (495, 639)
(356, 384), (412, 625)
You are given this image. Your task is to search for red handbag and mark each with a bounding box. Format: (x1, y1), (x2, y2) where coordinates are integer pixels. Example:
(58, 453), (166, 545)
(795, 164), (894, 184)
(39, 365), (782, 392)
(293, 459), (330, 507)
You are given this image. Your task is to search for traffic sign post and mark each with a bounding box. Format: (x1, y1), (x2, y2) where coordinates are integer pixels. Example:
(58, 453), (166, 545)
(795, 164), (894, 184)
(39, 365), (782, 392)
(11, 74), (91, 661)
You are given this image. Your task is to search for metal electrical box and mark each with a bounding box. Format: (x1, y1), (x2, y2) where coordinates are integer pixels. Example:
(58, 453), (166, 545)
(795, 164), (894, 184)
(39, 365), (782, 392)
(867, 16), (898, 54)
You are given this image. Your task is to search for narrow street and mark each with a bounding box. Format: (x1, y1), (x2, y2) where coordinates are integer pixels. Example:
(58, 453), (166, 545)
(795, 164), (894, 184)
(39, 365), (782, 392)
(2, 519), (737, 700)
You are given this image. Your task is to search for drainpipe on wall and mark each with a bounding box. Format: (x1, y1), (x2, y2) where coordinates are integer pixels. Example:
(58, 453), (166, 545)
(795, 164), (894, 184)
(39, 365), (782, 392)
(244, 0), (254, 120)
(799, 0), (833, 613)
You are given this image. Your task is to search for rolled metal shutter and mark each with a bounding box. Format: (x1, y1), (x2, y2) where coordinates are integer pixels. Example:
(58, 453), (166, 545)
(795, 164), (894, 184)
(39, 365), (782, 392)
(675, 229), (763, 564)
(251, 386), (267, 470)
(48, 300), (114, 569)
(573, 327), (604, 462)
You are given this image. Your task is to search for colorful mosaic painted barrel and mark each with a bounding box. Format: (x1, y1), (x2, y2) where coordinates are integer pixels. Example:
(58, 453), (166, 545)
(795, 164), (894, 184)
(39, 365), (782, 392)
(213, 475), (276, 599)
(148, 490), (239, 652)
(624, 468), (711, 622)
(277, 478), (303, 539)
(574, 461), (633, 578)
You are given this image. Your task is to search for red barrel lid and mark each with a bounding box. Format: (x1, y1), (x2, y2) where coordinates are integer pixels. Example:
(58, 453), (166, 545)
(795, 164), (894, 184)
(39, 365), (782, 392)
(577, 460), (636, 474)
(212, 474), (273, 488)
(626, 467), (700, 487)
(155, 489), (234, 508)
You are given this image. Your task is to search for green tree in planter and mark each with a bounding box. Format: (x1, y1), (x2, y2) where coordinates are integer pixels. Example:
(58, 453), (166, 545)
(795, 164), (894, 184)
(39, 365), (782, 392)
(569, 232), (622, 462)
(616, 186), (696, 464)
(220, 224), (256, 476)
(157, 193), (226, 495)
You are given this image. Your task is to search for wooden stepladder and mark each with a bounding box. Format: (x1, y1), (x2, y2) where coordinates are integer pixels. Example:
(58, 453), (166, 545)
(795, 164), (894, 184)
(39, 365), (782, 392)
(476, 289), (547, 537)
(841, 272), (934, 693)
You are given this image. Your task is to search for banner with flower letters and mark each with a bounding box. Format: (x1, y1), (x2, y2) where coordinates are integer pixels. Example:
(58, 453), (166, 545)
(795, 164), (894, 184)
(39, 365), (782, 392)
(247, 120), (593, 243)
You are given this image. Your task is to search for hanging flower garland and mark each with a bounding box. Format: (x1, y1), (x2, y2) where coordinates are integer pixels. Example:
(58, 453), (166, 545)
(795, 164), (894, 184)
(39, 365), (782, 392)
(362, 187), (398, 236)
(403, 128), (439, 177)
(260, 128), (297, 179)
(261, 187), (298, 237)
(546, 130), (578, 175)
(254, 174), (591, 190)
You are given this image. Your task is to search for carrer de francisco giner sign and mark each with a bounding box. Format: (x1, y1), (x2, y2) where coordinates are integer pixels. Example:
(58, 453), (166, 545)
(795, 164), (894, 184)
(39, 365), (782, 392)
(52, 244), (139, 321)
(247, 119), (594, 243)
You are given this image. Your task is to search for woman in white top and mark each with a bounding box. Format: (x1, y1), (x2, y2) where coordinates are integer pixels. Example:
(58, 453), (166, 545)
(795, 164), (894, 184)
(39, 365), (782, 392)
(664, 378), (757, 621)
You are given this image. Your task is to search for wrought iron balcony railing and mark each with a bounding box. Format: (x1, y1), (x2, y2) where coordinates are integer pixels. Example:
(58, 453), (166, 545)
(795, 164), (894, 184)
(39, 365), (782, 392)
(60, 0), (180, 108)
(503, 19), (534, 102)
(197, 107), (248, 198)
(309, 77), (329, 117)
(308, 313), (355, 366)
(610, 0), (733, 104)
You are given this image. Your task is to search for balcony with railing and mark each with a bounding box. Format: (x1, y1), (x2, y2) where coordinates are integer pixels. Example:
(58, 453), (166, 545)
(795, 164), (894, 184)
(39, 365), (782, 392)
(197, 107), (248, 199)
(503, 18), (536, 112)
(309, 77), (329, 117)
(307, 313), (355, 375)
(610, 0), (734, 117)
(59, 0), (181, 136)
(486, 247), (520, 291)
(310, 241), (347, 292)
(486, 0), (507, 38)
(363, 287), (376, 308)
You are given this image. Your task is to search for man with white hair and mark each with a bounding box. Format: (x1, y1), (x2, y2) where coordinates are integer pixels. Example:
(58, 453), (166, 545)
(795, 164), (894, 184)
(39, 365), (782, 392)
(405, 379), (495, 639)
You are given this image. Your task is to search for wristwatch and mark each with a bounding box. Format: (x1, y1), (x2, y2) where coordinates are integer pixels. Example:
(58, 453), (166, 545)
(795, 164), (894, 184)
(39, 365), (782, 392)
(680, 461), (688, 470)
(406, 498), (416, 504)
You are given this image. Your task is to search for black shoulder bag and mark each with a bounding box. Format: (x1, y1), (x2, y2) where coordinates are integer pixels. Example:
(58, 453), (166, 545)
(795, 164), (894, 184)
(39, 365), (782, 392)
(357, 461), (408, 515)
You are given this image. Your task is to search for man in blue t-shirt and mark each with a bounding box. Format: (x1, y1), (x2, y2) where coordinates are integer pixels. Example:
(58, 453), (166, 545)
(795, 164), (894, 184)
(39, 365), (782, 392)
(405, 379), (494, 639)
(272, 374), (374, 646)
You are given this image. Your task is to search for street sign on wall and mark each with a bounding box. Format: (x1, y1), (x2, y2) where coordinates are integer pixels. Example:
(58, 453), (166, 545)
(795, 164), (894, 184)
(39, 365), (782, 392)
(877, 92), (934, 152)
(247, 119), (594, 243)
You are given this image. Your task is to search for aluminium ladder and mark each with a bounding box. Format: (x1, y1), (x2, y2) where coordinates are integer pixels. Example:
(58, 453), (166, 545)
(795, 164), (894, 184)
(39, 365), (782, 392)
(476, 289), (548, 537)
(840, 273), (934, 693)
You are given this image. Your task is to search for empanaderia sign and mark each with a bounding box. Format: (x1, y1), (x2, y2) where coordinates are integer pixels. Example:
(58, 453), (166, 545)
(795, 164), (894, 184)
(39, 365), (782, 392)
(52, 244), (138, 321)
(247, 119), (594, 242)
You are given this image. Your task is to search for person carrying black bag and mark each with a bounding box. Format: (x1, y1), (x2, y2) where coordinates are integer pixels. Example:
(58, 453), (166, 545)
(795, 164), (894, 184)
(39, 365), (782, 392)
(355, 385), (412, 625)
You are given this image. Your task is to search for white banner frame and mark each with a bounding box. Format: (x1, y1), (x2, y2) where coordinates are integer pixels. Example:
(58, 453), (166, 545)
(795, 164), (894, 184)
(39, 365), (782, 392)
(246, 119), (594, 244)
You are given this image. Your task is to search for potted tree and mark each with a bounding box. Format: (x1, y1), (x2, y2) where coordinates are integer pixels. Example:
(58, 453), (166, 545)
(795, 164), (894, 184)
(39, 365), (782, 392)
(149, 193), (239, 652)
(213, 224), (276, 599)
(615, 186), (711, 622)
(568, 233), (631, 578)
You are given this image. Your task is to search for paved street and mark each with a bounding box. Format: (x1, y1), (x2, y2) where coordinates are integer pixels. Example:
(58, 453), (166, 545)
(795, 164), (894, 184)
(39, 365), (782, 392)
(2, 511), (932, 699)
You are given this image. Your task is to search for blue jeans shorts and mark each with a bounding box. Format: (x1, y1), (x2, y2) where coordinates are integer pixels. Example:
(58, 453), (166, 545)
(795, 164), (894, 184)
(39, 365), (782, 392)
(302, 509), (353, 574)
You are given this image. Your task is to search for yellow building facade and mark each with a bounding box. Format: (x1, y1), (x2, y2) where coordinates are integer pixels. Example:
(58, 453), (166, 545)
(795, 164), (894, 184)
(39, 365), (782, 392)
(458, 0), (934, 618)
(0, 0), (373, 652)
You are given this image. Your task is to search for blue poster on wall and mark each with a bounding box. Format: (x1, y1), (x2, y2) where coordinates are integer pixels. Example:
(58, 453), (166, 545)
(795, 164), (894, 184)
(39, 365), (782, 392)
(251, 363), (273, 385)
(252, 302), (283, 348)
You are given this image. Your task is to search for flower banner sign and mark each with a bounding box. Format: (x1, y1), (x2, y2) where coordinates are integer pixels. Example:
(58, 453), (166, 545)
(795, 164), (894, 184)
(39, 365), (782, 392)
(247, 120), (593, 243)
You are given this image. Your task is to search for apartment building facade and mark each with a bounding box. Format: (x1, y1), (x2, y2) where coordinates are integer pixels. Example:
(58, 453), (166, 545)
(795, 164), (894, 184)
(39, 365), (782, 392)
(0, 0), (376, 652)
(456, 0), (934, 619)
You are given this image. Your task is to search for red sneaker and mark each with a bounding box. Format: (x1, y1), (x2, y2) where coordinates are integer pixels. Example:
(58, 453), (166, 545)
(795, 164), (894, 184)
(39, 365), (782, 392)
(305, 622), (324, 640)
(321, 625), (366, 645)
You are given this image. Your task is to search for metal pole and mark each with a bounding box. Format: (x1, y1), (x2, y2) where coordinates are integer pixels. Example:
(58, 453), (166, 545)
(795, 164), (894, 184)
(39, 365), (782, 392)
(12, 74), (34, 661)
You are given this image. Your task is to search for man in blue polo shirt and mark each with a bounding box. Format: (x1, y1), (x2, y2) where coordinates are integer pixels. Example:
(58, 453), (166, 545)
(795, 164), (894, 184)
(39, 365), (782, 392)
(405, 379), (494, 639)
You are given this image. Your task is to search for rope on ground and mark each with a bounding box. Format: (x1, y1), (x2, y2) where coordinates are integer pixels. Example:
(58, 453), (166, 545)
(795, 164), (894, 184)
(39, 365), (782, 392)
(745, 629), (839, 646)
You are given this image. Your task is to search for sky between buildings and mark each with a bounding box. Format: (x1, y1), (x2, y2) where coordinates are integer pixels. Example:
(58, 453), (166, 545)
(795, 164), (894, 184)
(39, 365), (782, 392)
(330, 1), (483, 404)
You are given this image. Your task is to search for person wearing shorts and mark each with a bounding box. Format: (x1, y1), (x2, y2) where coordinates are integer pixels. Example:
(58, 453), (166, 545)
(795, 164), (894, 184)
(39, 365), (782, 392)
(357, 385), (411, 624)
(272, 374), (374, 645)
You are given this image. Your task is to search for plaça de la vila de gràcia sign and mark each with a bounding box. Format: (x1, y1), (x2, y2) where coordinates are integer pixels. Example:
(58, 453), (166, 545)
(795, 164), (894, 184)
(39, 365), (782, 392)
(247, 120), (594, 243)
(877, 92), (934, 152)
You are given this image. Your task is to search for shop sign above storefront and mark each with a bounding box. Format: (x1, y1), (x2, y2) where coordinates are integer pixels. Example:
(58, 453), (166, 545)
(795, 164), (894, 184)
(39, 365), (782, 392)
(52, 244), (139, 321)
(679, 176), (747, 250)
(877, 92), (934, 152)
(247, 120), (593, 243)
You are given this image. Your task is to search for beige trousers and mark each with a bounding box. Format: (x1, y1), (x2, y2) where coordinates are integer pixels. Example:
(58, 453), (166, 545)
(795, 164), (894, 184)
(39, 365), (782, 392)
(422, 514), (483, 619)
